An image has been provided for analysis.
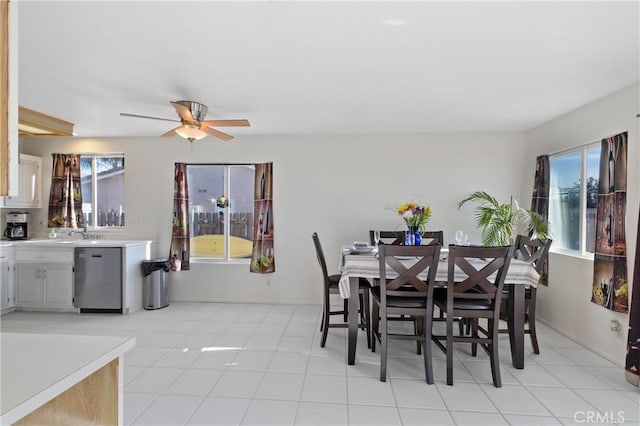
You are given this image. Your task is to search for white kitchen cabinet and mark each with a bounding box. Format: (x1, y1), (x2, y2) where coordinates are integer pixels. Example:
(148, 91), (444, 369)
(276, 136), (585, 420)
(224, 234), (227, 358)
(14, 247), (74, 311)
(0, 245), (15, 313)
(1, 154), (42, 208)
(15, 264), (42, 307)
(43, 264), (74, 307)
(15, 263), (73, 309)
(0, 259), (9, 308)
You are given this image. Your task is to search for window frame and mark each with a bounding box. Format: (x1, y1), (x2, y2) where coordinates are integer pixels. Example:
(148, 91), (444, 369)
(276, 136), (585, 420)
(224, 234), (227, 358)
(187, 163), (255, 265)
(80, 153), (125, 231)
(548, 142), (600, 259)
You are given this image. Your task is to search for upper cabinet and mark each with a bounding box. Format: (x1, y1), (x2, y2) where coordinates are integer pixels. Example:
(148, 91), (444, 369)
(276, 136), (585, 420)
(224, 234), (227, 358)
(1, 154), (42, 209)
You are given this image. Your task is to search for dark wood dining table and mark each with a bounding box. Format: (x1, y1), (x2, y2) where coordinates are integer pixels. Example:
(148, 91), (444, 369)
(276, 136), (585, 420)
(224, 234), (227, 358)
(339, 249), (540, 369)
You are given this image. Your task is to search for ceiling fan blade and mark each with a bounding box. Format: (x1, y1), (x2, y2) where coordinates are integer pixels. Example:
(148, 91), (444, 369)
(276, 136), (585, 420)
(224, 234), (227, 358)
(161, 127), (180, 138)
(170, 101), (194, 122)
(200, 119), (250, 127)
(202, 126), (234, 141)
(120, 112), (180, 123)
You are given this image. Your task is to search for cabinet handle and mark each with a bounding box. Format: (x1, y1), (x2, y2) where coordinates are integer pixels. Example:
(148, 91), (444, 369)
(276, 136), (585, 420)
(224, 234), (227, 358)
(43, 270), (47, 279)
(35, 269), (41, 279)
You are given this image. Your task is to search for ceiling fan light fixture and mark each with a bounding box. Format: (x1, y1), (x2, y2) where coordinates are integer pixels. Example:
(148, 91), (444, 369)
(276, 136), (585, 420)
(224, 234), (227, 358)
(175, 124), (207, 141)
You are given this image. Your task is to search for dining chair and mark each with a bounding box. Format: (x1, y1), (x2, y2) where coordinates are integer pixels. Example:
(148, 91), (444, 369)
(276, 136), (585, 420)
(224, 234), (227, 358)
(370, 229), (439, 355)
(419, 230), (444, 246)
(431, 244), (514, 387)
(369, 230), (405, 246)
(499, 235), (552, 355)
(370, 244), (441, 383)
(312, 232), (371, 348)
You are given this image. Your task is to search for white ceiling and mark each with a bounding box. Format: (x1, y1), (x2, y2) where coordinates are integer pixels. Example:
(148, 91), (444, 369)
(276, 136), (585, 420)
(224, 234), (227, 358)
(17, 1), (640, 139)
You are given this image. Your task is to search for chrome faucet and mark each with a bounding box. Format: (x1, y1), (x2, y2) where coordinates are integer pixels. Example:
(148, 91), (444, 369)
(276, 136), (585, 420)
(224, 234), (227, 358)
(68, 226), (90, 239)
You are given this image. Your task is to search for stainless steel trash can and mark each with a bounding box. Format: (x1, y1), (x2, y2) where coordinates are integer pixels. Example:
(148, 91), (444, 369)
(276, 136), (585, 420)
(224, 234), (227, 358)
(142, 259), (170, 310)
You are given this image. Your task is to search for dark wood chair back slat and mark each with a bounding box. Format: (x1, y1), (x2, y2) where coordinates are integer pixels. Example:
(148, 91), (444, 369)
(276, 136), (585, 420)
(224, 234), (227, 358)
(369, 230), (405, 246)
(513, 235), (552, 275)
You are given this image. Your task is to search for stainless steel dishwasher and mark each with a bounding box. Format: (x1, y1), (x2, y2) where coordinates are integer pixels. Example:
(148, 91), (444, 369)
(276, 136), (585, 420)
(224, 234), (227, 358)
(74, 247), (123, 313)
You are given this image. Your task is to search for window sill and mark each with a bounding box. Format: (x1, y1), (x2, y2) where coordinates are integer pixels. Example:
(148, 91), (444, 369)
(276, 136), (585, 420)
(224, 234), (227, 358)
(549, 247), (595, 261)
(189, 257), (251, 265)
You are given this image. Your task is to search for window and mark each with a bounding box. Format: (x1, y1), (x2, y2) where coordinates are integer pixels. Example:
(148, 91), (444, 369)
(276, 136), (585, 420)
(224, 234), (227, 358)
(549, 144), (600, 254)
(80, 155), (125, 228)
(187, 164), (255, 260)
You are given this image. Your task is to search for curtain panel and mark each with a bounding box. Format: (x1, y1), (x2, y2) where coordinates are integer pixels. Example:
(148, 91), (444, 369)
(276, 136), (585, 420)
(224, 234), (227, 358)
(625, 205), (640, 387)
(591, 132), (628, 312)
(250, 163), (275, 273)
(531, 155), (550, 286)
(47, 154), (84, 229)
(169, 163), (190, 271)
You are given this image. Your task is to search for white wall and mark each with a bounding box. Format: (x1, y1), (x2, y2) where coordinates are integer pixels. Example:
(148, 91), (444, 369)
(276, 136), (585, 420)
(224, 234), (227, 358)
(21, 132), (527, 304)
(523, 83), (639, 366)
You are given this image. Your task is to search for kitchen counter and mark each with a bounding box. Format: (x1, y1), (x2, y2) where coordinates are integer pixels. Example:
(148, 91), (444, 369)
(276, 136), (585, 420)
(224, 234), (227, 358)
(0, 332), (136, 425)
(7, 238), (152, 247)
(6, 239), (154, 314)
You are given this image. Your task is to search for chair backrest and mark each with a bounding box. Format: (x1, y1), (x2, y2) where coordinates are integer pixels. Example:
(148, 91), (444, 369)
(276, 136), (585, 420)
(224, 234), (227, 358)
(420, 230), (444, 246)
(370, 230), (405, 246)
(513, 235), (552, 275)
(378, 244), (441, 303)
(312, 232), (332, 292)
(447, 245), (514, 306)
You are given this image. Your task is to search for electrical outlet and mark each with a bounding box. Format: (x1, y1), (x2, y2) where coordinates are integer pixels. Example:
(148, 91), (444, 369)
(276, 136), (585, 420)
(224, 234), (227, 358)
(610, 319), (620, 333)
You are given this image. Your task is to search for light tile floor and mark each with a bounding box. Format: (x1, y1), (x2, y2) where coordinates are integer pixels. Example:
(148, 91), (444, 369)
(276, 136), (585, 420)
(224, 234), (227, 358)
(1, 303), (638, 425)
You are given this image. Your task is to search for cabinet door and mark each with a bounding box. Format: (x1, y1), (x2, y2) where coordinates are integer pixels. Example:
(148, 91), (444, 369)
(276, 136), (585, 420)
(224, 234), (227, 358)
(15, 264), (43, 307)
(19, 155), (41, 207)
(43, 264), (73, 308)
(3, 154), (41, 208)
(0, 260), (9, 308)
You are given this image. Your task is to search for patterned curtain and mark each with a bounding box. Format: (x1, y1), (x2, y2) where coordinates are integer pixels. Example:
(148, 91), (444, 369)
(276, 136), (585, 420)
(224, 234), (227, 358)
(531, 155), (550, 285)
(625, 205), (640, 387)
(250, 163), (275, 273)
(591, 132), (628, 312)
(47, 154), (84, 228)
(169, 163), (190, 271)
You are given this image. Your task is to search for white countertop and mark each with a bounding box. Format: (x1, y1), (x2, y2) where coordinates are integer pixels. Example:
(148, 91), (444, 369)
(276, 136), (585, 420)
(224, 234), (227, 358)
(0, 332), (136, 424)
(1, 239), (152, 248)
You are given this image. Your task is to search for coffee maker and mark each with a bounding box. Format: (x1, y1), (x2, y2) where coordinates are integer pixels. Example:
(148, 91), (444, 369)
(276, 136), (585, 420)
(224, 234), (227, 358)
(3, 212), (30, 240)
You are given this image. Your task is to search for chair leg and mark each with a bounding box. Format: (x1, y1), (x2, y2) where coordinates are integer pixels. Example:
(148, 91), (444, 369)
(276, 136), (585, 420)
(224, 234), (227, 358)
(320, 310), (325, 332)
(424, 304), (435, 384)
(414, 316), (423, 355)
(528, 289), (540, 354)
(380, 310), (388, 382)
(489, 319), (502, 387)
(320, 302), (330, 348)
(446, 315), (454, 386)
(371, 302), (379, 353)
(343, 299), (349, 322)
(363, 290), (371, 349)
(471, 319), (479, 357)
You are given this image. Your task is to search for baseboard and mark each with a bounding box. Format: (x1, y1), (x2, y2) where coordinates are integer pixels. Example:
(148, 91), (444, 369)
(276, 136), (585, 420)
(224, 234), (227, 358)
(169, 297), (321, 306)
(537, 317), (623, 367)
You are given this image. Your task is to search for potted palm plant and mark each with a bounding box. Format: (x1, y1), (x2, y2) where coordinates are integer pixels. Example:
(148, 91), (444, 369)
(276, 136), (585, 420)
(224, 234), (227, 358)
(457, 191), (549, 246)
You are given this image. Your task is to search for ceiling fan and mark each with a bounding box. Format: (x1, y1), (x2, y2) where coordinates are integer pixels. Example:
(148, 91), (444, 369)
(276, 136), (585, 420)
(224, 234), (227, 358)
(120, 101), (250, 142)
